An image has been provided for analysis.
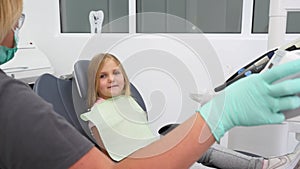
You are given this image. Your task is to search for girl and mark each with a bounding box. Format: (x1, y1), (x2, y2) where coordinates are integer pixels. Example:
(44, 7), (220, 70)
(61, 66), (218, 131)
(82, 53), (156, 161)
(85, 53), (131, 157)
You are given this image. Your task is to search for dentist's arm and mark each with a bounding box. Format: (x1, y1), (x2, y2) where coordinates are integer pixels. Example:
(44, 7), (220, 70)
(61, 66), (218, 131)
(70, 113), (215, 169)
(116, 113), (215, 169)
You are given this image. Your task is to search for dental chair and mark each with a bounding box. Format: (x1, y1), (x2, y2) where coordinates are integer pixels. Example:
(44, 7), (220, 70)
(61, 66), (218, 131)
(33, 60), (215, 168)
(33, 60), (147, 147)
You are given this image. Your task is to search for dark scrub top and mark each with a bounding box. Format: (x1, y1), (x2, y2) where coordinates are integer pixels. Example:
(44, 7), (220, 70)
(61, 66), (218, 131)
(0, 69), (93, 169)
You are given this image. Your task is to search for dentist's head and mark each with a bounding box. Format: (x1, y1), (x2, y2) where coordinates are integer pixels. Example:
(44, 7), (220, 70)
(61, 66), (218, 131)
(0, 0), (23, 65)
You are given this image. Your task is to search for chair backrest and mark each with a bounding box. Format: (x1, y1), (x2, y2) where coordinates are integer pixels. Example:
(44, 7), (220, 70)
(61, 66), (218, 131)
(33, 74), (87, 138)
(73, 60), (147, 111)
(72, 60), (147, 142)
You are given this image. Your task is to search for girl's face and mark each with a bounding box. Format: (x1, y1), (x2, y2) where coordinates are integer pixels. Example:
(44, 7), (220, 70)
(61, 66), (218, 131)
(97, 59), (125, 99)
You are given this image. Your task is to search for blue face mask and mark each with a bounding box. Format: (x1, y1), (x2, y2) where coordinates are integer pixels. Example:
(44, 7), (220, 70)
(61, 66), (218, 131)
(0, 30), (19, 65)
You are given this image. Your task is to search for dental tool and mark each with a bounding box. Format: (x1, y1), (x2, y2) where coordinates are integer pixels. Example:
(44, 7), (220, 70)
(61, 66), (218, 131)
(263, 38), (300, 71)
(214, 38), (300, 92)
(214, 50), (274, 92)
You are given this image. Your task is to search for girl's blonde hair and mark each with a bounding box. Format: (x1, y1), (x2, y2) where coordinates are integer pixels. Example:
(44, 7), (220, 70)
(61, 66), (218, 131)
(87, 53), (131, 108)
(0, 0), (23, 42)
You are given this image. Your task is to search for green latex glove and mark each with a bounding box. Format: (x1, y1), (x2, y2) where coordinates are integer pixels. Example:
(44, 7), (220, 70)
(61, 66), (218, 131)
(199, 59), (300, 142)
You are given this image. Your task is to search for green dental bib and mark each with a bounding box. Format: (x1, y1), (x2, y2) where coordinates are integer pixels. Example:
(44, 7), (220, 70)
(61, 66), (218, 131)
(81, 95), (158, 161)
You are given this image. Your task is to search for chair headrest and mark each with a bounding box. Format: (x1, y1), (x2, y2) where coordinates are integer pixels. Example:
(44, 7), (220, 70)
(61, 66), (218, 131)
(73, 60), (90, 99)
(73, 59), (147, 113)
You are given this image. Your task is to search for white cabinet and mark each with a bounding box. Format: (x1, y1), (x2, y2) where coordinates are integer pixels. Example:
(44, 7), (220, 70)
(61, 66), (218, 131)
(0, 42), (54, 84)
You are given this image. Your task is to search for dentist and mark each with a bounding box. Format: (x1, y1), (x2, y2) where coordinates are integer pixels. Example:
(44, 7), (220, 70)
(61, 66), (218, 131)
(1, 0), (300, 169)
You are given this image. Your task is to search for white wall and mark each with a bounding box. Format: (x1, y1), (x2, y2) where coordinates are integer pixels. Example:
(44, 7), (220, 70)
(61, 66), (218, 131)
(21, 0), (300, 143)
(21, 0), (274, 77)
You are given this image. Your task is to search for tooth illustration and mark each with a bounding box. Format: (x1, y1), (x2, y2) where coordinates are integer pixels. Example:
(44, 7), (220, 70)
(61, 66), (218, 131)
(89, 10), (104, 34)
